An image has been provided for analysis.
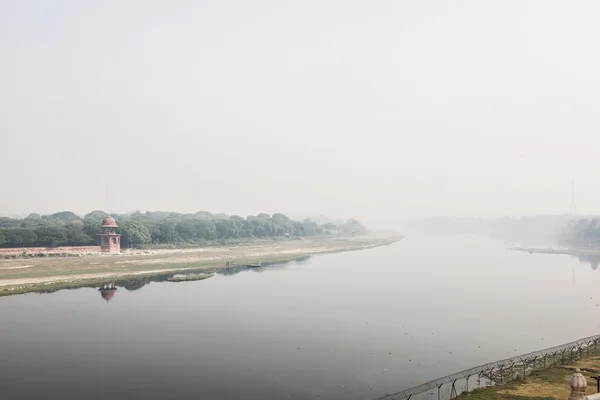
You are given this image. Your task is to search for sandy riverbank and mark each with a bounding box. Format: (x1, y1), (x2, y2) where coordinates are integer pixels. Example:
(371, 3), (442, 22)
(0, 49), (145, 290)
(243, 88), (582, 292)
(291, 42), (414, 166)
(0, 234), (402, 296)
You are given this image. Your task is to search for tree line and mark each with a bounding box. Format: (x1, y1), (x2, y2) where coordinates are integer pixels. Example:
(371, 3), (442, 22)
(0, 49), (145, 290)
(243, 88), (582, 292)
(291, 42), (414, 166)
(558, 218), (600, 248)
(0, 210), (367, 249)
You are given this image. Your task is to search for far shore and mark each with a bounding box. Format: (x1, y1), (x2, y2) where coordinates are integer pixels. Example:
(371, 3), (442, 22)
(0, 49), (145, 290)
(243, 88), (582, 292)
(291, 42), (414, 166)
(0, 233), (403, 296)
(508, 246), (600, 256)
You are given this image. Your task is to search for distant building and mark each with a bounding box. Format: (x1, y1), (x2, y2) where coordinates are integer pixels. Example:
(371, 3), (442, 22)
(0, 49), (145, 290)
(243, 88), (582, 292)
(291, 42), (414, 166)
(98, 216), (121, 254)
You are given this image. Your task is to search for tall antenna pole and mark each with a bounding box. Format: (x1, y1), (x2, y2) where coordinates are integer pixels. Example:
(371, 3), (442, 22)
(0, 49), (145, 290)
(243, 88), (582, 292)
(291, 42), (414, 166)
(570, 180), (577, 216)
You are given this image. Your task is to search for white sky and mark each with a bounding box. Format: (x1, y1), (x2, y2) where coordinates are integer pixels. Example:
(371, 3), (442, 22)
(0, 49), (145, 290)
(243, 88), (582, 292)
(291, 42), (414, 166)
(1, 1), (599, 227)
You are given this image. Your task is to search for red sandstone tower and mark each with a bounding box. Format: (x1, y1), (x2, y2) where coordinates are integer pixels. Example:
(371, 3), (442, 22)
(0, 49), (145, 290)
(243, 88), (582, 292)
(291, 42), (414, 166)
(99, 216), (121, 254)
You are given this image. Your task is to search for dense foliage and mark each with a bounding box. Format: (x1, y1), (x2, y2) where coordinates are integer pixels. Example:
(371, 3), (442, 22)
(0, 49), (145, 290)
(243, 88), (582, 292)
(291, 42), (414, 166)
(558, 218), (600, 248)
(0, 211), (367, 249)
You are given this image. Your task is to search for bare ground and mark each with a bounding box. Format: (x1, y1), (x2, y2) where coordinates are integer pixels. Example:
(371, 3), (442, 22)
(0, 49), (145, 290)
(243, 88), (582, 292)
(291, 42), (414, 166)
(0, 234), (402, 295)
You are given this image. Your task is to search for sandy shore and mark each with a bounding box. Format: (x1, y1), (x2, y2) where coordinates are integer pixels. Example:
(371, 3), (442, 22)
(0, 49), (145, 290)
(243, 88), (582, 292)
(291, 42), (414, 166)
(0, 234), (402, 295)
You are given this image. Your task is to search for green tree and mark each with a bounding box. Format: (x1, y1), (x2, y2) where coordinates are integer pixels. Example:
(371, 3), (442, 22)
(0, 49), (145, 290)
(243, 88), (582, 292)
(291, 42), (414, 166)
(34, 226), (68, 247)
(175, 220), (195, 242)
(4, 229), (38, 247)
(83, 210), (109, 225)
(120, 221), (151, 248)
(194, 211), (213, 220)
(83, 221), (102, 240)
(194, 220), (216, 240)
(157, 220), (178, 243)
(0, 210), (367, 248)
(215, 220), (234, 239)
(341, 219), (367, 235)
(66, 229), (93, 246)
(49, 211), (81, 223)
(0, 217), (20, 229)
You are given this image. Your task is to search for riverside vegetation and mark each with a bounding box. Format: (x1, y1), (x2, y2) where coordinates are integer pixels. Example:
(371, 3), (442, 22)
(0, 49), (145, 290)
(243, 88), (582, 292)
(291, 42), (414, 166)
(559, 218), (600, 248)
(0, 210), (367, 249)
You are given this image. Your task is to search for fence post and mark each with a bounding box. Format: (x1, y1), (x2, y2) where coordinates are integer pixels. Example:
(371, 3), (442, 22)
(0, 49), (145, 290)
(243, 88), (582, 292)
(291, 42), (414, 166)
(450, 379), (458, 399)
(569, 368), (587, 400)
(587, 342), (592, 357)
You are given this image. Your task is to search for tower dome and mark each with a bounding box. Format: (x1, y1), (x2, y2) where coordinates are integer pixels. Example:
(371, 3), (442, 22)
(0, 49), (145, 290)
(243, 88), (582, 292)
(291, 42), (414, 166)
(101, 216), (118, 227)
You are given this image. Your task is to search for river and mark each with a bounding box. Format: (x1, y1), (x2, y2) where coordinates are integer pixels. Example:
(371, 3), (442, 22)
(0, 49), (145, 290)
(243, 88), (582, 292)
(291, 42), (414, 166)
(1, 234), (599, 400)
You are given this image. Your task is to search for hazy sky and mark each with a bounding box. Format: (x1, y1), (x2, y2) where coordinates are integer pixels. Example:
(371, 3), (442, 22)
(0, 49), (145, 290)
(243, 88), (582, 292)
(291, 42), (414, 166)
(1, 1), (599, 227)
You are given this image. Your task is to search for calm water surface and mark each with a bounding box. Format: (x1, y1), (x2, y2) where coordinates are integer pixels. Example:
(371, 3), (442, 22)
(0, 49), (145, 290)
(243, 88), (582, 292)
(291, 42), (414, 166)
(1, 234), (600, 400)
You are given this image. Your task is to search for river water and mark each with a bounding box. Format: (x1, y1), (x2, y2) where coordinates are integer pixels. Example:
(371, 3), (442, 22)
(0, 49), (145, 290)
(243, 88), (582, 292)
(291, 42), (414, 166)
(1, 234), (599, 400)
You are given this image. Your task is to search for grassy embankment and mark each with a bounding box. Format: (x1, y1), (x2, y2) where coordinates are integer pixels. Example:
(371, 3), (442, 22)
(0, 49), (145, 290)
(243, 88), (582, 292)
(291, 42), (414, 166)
(459, 357), (600, 400)
(0, 234), (402, 296)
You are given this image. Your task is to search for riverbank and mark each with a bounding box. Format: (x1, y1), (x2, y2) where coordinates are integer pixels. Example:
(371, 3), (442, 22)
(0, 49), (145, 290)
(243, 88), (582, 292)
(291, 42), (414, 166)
(460, 356), (600, 400)
(509, 246), (600, 256)
(0, 233), (402, 296)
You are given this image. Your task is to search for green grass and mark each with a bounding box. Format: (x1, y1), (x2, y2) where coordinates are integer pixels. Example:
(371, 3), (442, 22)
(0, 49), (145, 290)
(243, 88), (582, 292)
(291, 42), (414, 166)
(457, 357), (600, 400)
(460, 388), (554, 400)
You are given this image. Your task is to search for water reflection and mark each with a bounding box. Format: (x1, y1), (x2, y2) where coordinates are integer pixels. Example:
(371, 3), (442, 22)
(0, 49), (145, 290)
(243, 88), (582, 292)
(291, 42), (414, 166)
(89, 257), (308, 299)
(217, 258), (302, 276)
(99, 283), (117, 302)
(114, 273), (172, 291)
(85, 252), (600, 306)
(218, 264), (251, 276)
(19, 256), (312, 303)
(5, 237), (600, 400)
(573, 255), (600, 270)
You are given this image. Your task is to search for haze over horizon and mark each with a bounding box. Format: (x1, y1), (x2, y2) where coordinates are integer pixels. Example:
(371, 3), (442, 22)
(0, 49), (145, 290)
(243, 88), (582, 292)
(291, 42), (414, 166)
(2, 1), (599, 228)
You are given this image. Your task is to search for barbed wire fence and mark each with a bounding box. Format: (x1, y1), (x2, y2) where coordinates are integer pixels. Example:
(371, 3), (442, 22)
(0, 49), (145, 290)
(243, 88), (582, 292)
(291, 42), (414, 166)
(375, 334), (600, 400)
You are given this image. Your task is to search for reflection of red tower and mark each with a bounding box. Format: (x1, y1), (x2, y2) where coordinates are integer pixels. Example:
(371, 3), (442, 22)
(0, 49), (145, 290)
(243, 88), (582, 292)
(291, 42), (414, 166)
(98, 216), (121, 254)
(99, 283), (117, 302)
